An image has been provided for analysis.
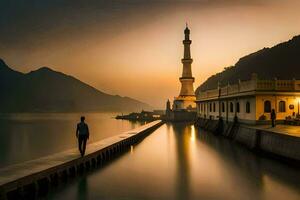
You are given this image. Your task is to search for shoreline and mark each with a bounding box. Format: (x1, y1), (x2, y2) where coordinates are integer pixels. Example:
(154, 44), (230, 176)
(195, 118), (300, 163)
(0, 120), (164, 200)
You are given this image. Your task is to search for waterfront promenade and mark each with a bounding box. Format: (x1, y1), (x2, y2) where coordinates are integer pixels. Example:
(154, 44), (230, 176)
(246, 124), (300, 138)
(195, 118), (300, 161)
(46, 123), (300, 200)
(0, 120), (163, 200)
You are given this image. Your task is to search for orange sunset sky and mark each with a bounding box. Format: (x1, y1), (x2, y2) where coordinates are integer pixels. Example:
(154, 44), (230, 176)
(1, 0), (300, 108)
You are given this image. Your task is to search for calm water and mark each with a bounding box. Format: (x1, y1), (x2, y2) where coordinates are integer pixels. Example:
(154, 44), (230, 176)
(0, 113), (144, 167)
(46, 123), (300, 200)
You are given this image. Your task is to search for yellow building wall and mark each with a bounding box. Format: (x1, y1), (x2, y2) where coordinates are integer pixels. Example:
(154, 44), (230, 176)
(256, 95), (300, 120)
(197, 94), (300, 124)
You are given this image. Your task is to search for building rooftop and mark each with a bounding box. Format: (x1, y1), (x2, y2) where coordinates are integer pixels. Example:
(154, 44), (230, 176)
(197, 78), (300, 101)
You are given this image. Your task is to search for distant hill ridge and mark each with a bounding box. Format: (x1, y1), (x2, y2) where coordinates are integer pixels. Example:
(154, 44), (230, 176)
(0, 59), (151, 112)
(197, 35), (300, 92)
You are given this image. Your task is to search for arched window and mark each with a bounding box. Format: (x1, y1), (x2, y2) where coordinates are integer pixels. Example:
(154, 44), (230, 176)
(230, 102), (234, 113)
(222, 102), (225, 112)
(264, 100), (271, 113)
(209, 103), (212, 112)
(246, 102), (251, 113)
(279, 101), (286, 112)
(236, 102), (240, 113)
(213, 102), (216, 112)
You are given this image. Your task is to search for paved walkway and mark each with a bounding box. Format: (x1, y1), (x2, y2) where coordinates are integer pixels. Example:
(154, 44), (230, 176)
(245, 124), (300, 138)
(0, 120), (162, 187)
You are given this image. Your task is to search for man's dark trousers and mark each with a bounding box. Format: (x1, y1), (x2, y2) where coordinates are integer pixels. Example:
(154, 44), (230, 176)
(78, 135), (88, 156)
(272, 119), (276, 127)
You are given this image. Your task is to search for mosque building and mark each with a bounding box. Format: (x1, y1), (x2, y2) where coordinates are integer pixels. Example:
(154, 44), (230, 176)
(166, 25), (300, 125)
(196, 75), (300, 124)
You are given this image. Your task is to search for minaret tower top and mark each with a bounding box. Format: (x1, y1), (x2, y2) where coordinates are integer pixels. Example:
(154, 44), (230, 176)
(184, 23), (190, 40)
(183, 25), (192, 62)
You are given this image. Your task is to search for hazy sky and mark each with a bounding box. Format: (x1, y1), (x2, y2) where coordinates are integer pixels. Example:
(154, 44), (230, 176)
(1, 0), (300, 108)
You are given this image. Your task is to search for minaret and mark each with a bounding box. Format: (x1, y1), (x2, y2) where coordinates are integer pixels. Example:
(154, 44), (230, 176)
(179, 24), (195, 97)
(166, 99), (171, 119)
(166, 99), (171, 111)
(173, 24), (196, 111)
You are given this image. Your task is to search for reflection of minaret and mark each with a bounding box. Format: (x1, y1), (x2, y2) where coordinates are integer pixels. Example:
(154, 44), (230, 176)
(179, 24), (195, 97)
(172, 123), (191, 200)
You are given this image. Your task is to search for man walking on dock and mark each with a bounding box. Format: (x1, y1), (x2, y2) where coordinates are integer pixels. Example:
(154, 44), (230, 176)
(76, 116), (90, 156)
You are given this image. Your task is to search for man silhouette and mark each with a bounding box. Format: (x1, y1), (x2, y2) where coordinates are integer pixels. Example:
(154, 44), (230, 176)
(76, 116), (89, 156)
(271, 109), (276, 127)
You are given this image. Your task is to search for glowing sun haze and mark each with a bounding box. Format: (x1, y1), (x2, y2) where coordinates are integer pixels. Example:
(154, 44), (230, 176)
(1, 0), (300, 108)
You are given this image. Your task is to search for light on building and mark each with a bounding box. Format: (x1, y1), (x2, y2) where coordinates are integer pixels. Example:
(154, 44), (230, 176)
(297, 97), (300, 115)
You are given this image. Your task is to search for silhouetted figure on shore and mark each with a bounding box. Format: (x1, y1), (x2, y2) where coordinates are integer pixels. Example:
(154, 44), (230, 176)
(76, 116), (89, 156)
(271, 109), (276, 127)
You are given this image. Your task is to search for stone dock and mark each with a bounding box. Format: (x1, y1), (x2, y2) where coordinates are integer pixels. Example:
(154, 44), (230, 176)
(0, 120), (164, 200)
(195, 118), (300, 161)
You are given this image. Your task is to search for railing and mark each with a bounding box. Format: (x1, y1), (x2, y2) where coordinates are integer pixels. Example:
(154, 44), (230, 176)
(227, 84), (239, 95)
(197, 78), (300, 100)
(207, 89), (219, 98)
(239, 80), (256, 92)
(256, 80), (275, 90)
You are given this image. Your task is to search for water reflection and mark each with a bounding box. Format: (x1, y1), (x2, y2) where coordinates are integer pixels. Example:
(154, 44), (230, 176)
(47, 123), (300, 200)
(77, 178), (88, 200)
(172, 123), (192, 200)
(0, 113), (144, 167)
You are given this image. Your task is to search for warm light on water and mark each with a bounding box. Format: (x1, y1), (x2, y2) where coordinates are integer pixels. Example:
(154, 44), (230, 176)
(130, 145), (134, 154)
(0, 114), (298, 199)
(0, 113), (144, 167)
(190, 125), (196, 142)
(45, 122), (300, 200)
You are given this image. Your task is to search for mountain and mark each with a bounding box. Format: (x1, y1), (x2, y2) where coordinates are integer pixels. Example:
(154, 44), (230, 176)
(0, 59), (152, 112)
(197, 35), (300, 92)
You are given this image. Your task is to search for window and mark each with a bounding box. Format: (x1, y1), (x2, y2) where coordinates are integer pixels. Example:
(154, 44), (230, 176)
(279, 101), (286, 112)
(213, 102), (216, 112)
(264, 100), (271, 113)
(222, 102), (225, 112)
(246, 102), (251, 113)
(209, 103), (212, 112)
(230, 102), (234, 113)
(236, 102), (240, 113)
